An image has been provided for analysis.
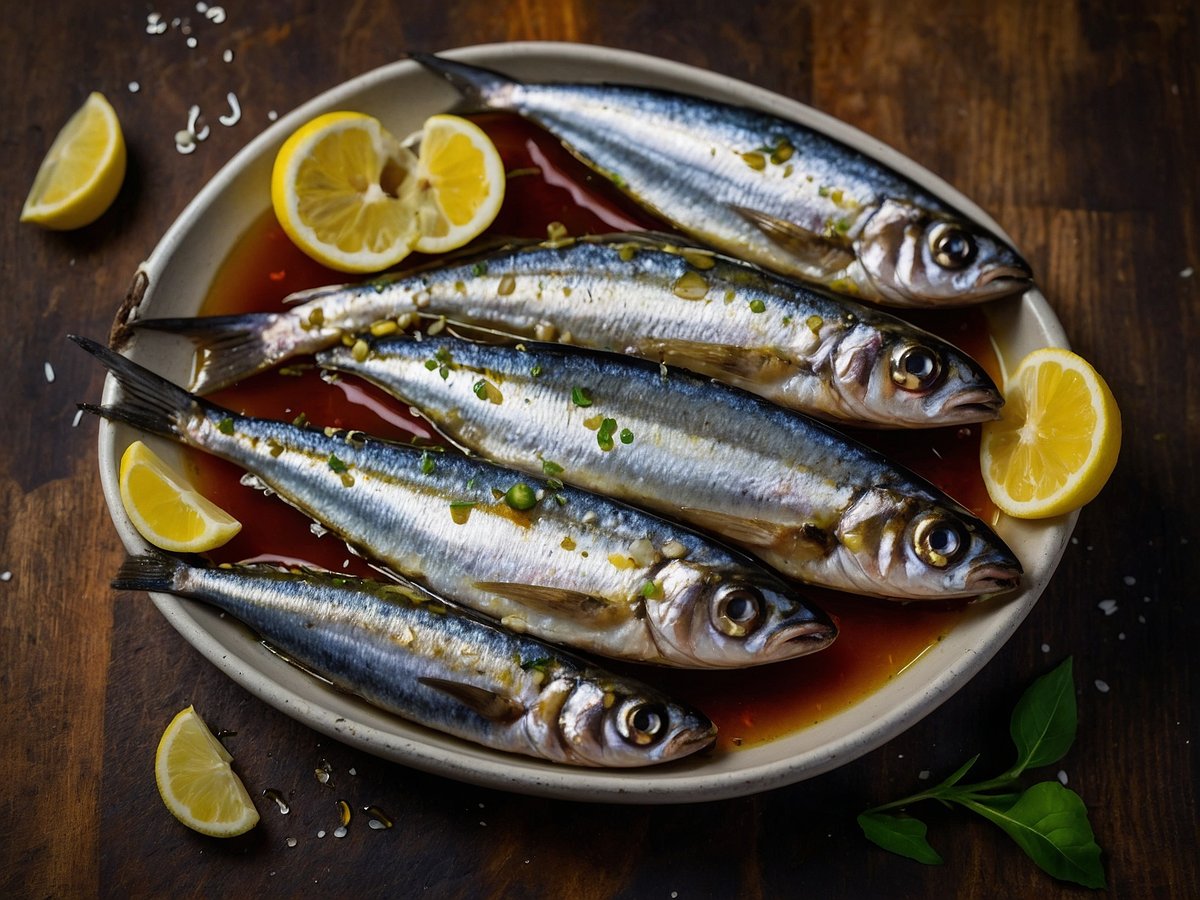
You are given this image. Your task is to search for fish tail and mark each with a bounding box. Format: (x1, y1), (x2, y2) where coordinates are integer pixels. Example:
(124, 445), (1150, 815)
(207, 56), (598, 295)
(111, 550), (188, 593)
(131, 312), (283, 394)
(70, 334), (202, 439)
(408, 53), (520, 109)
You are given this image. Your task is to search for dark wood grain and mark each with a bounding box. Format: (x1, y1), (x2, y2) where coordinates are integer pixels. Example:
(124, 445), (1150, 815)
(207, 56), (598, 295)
(2, 1), (1196, 897)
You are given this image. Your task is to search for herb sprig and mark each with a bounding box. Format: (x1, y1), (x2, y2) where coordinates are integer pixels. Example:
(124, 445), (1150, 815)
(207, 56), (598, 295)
(858, 658), (1105, 889)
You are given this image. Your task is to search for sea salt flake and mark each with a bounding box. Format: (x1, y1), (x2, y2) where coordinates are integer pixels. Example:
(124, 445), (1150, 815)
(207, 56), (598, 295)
(186, 36), (198, 49)
(44, 361), (55, 383)
(334, 825), (347, 838)
(1041, 643), (1050, 653)
(205, 5), (226, 23)
(1094, 679), (1110, 693)
(223, 49), (234, 63)
(1181, 266), (1194, 278)
(317, 830), (326, 838)
(1123, 575), (1137, 586)
(1057, 769), (1068, 785)
(918, 770), (931, 780)
(1118, 632), (1126, 640)
(128, 81), (140, 93)
(0, 571), (12, 582)
(72, 409), (83, 427)
(1138, 615), (1146, 624)
(1098, 599), (1118, 616)
(268, 109), (278, 121)
(285, 837), (297, 848)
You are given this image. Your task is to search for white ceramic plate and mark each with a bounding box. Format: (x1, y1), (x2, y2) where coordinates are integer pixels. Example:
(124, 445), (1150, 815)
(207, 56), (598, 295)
(97, 42), (1073, 803)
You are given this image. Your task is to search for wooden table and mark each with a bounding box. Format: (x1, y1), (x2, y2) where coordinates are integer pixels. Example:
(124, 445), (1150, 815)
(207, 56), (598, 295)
(3, 2), (1196, 896)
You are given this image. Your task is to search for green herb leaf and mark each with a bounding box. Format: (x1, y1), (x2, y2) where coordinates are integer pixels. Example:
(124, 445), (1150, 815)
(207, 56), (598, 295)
(1010, 657), (1077, 774)
(749, 299), (766, 314)
(571, 386), (593, 407)
(520, 656), (551, 673)
(597, 417), (617, 451)
(504, 483), (537, 511)
(327, 453), (348, 473)
(419, 450), (435, 475)
(857, 813), (943, 865)
(963, 783), (1105, 889)
(541, 459), (564, 476)
(930, 752), (980, 793)
(216, 416), (234, 435)
(619, 428), (634, 445)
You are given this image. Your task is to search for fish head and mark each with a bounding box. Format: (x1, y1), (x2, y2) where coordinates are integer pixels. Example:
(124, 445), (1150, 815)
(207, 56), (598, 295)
(856, 199), (1032, 306)
(835, 490), (1023, 598)
(552, 677), (717, 766)
(829, 322), (1003, 426)
(645, 561), (836, 668)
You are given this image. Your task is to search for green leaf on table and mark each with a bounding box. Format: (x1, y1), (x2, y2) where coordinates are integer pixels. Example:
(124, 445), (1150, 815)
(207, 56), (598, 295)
(966, 781), (1105, 889)
(857, 812), (944, 865)
(930, 752), (981, 793)
(1010, 657), (1077, 774)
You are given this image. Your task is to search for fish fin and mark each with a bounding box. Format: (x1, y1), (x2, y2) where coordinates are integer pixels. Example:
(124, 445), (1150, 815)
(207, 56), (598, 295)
(407, 53), (520, 111)
(634, 337), (795, 382)
(70, 334), (201, 439)
(132, 312), (298, 394)
(473, 581), (625, 621)
(729, 205), (856, 276)
(418, 677), (524, 723)
(679, 509), (835, 560)
(110, 550), (187, 592)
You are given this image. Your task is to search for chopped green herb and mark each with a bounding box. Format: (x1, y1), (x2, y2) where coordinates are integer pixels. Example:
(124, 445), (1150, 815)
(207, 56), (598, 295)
(545, 478), (564, 491)
(541, 459), (564, 476)
(504, 483), (538, 511)
(530, 363), (544, 378)
(449, 499), (477, 510)
(597, 417), (618, 451)
(520, 656), (551, 673)
(619, 428), (634, 445)
(291, 412), (309, 427)
(749, 299), (766, 314)
(473, 380), (489, 400)
(818, 185), (830, 198)
(216, 416), (234, 435)
(571, 386), (593, 407)
(471, 262), (488, 277)
(465, 475), (479, 490)
(419, 451), (435, 475)
(640, 580), (663, 600)
(327, 454), (348, 474)
(424, 359), (439, 371)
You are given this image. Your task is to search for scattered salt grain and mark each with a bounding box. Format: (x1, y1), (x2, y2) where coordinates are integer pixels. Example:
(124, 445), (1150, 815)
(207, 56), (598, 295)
(72, 409), (83, 428)
(479, 821), (487, 827)
(196, 1), (207, 10)
(348, 767), (356, 776)
(1181, 267), (1194, 278)
(146, 12), (166, 34)
(1070, 537), (1079, 545)
(1098, 599), (1118, 616)
(317, 830), (326, 838)
(0, 571), (12, 582)
(128, 81), (140, 93)
(1057, 770), (1068, 785)
(186, 36), (197, 49)
(268, 109), (279, 121)
(1094, 679), (1110, 693)
(1138, 615), (1146, 624)
(223, 49), (234, 63)
(1143, 596), (1151, 603)
(1041, 643), (1050, 653)
(918, 770), (931, 781)
(205, 5), (227, 23)
(310, 522), (328, 538)
(44, 362), (55, 383)
(1118, 632), (1126, 640)
(333, 826), (347, 838)
(1123, 575), (1137, 586)
(218, 92), (241, 126)
(285, 837), (297, 848)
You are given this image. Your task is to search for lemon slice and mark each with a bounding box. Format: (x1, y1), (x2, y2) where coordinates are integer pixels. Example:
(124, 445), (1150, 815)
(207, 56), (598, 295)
(156, 706), (259, 837)
(21, 92), (126, 230)
(119, 440), (241, 551)
(271, 111), (421, 273)
(412, 114), (506, 254)
(980, 348), (1121, 519)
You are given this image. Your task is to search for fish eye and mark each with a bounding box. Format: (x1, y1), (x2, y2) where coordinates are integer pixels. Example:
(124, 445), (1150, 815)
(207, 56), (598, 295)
(712, 585), (764, 637)
(929, 223), (976, 269)
(616, 701), (667, 746)
(890, 343), (944, 391)
(913, 515), (965, 568)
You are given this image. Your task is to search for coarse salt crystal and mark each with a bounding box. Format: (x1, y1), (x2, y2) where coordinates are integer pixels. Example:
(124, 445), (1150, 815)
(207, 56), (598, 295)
(1181, 267), (1194, 278)
(72, 409), (83, 427)
(1041, 643), (1050, 653)
(268, 109), (278, 121)
(186, 36), (198, 49)
(205, 5), (226, 23)
(1094, 679), (1110, 693)
(128, 81), (140, 93)
(223, 49), (234, 63)
(918, 770), (930, 780)
(1138, 615), (1146, 624)
(1118, 632), (1126, 640)
(1057, 770), (1068, 785)
(0, 571), (12, 582)
(44, 361), (55, 383)
(317, 829), (326, 838)
(1123, 575), (1136, 586)
(1098, 599), (1118, 616)
(285, 837), (297, 848)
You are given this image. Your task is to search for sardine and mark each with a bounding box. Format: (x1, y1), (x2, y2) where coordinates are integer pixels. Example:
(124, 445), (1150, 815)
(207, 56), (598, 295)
(137, 235), (1002, 428)
(76, 336), (834, 668)
(113, 552), (717, 766)
(319, 335), (1022, 600)
(411, 54), (1032, 308)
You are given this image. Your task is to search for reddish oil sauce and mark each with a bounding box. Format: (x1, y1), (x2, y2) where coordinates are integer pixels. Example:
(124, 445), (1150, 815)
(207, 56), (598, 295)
(190, 113), (999, 751)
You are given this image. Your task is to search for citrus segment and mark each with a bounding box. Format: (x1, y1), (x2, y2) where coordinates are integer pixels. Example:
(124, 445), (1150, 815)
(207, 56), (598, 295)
(271, 111), (421, 273)
(21, 92), (126, 230)
(413, 114), (506, 254)
(980, 348), (1120, 519)
(155, 706), (259, 837)
(119, 441), (241, 552)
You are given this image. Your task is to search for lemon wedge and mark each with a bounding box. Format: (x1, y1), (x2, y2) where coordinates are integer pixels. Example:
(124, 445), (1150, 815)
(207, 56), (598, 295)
(271, 111), (421, 273)
(155, 706), (259, 837)
(412, 114), (506, 254)
(119, 440), (241, 552)
(21, 92), (126, 230)
(980, 348), (1121, 519)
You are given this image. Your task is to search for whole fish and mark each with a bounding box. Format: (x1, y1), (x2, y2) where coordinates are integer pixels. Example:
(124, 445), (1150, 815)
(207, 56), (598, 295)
(412, 53), (1032, 308)
(137, 234), (1002, 428)
(113, 553), (717, 766)
(319, 335), (1022, 600)
(76, 336), (834, 668)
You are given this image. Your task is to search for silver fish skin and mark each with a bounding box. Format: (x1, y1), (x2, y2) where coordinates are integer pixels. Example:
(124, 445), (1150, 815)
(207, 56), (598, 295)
(137, 235), (1002, 428)
(411, 54), (1032, 308)
(112, 553), (717, 767)
(75, 336), (834, 668)
(320, 336), (1022, 600)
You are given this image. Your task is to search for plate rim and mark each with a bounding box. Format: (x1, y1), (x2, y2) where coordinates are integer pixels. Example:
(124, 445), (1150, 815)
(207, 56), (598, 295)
(96, 40), (1073, 803)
